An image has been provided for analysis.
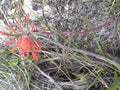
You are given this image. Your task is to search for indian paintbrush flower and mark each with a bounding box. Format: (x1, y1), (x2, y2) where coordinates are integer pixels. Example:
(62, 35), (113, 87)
(0, 13), (42, 61)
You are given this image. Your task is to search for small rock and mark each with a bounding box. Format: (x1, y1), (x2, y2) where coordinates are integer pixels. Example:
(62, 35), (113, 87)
(22, 0), (53, 21)
(1, 0), (10, 5)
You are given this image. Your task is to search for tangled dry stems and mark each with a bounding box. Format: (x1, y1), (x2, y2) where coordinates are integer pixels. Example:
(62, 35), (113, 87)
(0, 0), (120, 90)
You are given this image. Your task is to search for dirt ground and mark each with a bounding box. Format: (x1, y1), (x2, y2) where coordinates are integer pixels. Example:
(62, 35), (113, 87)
(0, 0), (120, 90)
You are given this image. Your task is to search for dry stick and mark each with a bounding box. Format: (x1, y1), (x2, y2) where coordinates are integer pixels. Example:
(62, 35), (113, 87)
(37, 36), (120, 71)
(0, 6), (10, 25)
(36, 37), (115, 89)
(58, 79), (91, 90)
(35, 52), (109, 89)
(32, 63), (63, 90)
(70, 48), (120, 71)
(34, 56), (61, 65)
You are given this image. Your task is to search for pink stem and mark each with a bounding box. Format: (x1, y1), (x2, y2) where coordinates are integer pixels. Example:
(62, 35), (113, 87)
(40, 16), (120, 35)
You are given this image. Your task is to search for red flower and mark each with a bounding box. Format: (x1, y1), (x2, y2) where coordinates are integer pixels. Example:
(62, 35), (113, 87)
(0, 13), (42, 61)
(10, 35), (42, 61)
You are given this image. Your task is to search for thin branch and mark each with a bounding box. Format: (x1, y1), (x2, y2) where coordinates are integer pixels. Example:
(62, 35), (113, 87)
(38, 36), (120, 71)
(0, 6), (10, 25)
(32, 63), (63, 90)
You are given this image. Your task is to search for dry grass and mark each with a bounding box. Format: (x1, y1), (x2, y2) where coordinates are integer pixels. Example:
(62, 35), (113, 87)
(0, 0), (120, 90)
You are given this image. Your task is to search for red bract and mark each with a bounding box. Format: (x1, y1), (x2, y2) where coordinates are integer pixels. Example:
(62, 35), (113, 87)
(8, 25), (16, 33)
(10, 35), (42, 61)
(26, 13), (30, 24)
(31, 51), (38, 61)
(5, 38), (15, 45)
(0, 13), (42, 61)
(0, 31), (10, 35)
(31, 23), (35, 31)
(16, 16), (22, 28)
